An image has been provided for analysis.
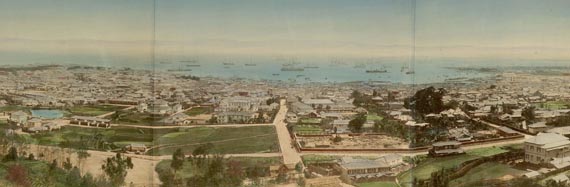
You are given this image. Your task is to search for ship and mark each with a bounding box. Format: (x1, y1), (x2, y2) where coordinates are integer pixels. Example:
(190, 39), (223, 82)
(186, 64), (201, 67)
(406, 71), (415, 74)
(180, 59), (199, 64)
(245, 63), (257, 66)
(304, 66), (319, 69)
(272, 73), (280, 76)
(168, 69), (192, 72)
(281, 67), (304, 71)
(223, 62), (235, 65)
(365, 69), (388, 73)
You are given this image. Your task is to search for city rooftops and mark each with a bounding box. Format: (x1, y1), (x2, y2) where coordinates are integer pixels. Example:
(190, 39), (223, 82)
(525, 133), (570, 147)
(70, 116), (111, 122)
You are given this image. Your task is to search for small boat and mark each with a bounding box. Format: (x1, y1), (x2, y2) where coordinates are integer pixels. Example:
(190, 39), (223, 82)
(406, 71), (415, 74)
(245, 63), (257, 66)
(186, 64), (201, 67)
(272, 73), (280, 76)
(223, 62), (235, 65)
(304, 66), (319, 69)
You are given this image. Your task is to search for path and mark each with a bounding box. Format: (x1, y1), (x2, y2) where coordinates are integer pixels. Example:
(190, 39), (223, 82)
(274, 99), (302, 166)
(95, 105), (136, 118)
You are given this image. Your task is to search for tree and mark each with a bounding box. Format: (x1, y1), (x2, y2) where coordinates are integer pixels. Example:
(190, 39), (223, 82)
(63, 157), (73, 171)
(66, 167), (83, 187)
(3, 146), (18, 162)
(171, 148), (185, 173)
(6, 164), (30, 187)
(295, 162), (303, 173)
(348, 113), (367, 132)
(405, 86), (447, 116)
(102, 153), (134, 187)
(522, 106), (536, 121)
(77, 148), (90, 172)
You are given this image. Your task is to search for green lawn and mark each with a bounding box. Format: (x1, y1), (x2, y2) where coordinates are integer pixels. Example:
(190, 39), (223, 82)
(110, 111), (163, 125)
(299, 118), (322, 124)
(0, 105), (30, 112)
(28, 125), (279, 155)
(184, 107), (212, 116)
(535, 101), (569, 110)
(149, 126), (279, 155)
(398, 147), (509, 187)
(450, 162), (525, 187)
(366, 113), (384, 121)
(358, 181), (398, 187)
(302, 155), (341, 164)
(66, 105), (124, 116)
(294, 125), (323, 135)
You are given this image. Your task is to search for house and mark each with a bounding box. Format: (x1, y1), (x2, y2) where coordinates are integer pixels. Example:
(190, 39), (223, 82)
(332, 120), (350, 133)
(528, 122), (548, 134)
(70, 116), (112, 128)
(9, 111), (29, 126)
(187, 114), (211, 124)
(137, 103), (148, 113)
(448, 127), (473, 142)
(148, 100), (172, 115)
(126, 143), (147, 153)
(43, 122), (62, 131)
(216, 111), (255, 124)
(551, 173), (570, 184)
(159, 113), (190, 125)
(338, 154), (406, 181)
(25, 118), (43, 130)
(525, 133), (570, 165)
(429, 141), (465, 157)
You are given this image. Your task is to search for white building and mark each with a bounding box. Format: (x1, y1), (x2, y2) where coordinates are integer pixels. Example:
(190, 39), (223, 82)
(525, 133), (570, 165)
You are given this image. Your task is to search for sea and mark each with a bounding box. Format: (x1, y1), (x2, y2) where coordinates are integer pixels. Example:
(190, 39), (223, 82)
(1, 53), (569, 84)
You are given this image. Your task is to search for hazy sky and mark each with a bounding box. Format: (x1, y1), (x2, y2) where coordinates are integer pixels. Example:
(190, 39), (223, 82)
(1, 0), (570, 63)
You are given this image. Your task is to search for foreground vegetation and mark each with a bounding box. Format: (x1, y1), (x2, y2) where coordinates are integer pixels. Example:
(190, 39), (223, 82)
(398, 146), (510, 187)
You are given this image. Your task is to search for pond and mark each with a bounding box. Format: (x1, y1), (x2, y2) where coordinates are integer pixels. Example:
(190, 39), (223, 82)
(31, 109), (64, 119)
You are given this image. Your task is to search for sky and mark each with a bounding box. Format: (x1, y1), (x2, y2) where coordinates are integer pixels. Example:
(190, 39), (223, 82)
(1, 0), (570, 64)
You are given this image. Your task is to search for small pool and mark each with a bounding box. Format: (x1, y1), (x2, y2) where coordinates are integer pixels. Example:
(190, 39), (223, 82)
(31, 109), (64, 119)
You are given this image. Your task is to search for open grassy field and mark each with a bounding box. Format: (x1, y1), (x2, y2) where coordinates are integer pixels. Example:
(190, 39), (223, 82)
(184, 107), (213, 116)
(449, 162), (525, 187)
(302, 154), (341, 164)
(110, 111), (163, 125)
(398, 146), (509, 187)
(366, 113), (384, 121)
(149, 126), (279, 155)
(0, 105), (30, 112)
(65, 105), (124, 116)
(358, 181), (398, 187)
(299, 118), (321, 124)
(31, 126), (164, 150)
(28, 125), (279, 155)
(535, 101), (570, 110)
(294, 125), (323, 135)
